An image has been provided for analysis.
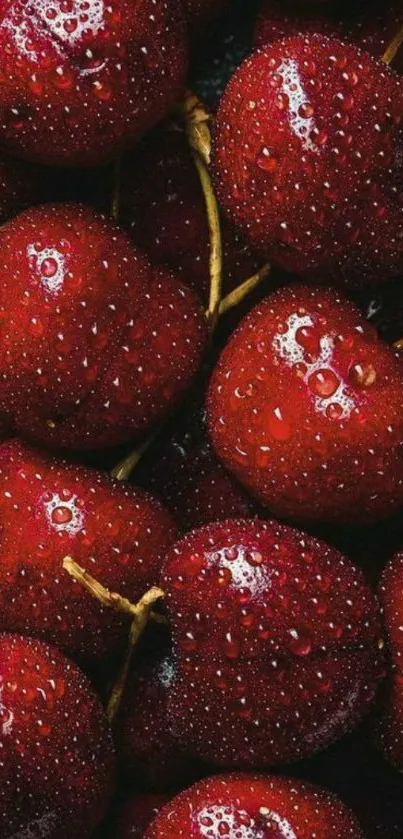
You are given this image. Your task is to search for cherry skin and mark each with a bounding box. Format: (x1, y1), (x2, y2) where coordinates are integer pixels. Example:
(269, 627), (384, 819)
(0, 439), (177, 660)
(144, 773), (365, 838)
(208, 284), (403, 524)
(0, 0), (188, 166)
(116, 646), (199, 791)
(213, 34), (403, 287)
(377, 552), (403, 771)
(116, 125), (261, 299)
(115, 796), (167, 839)
(0, 204), (206, 451)
(255, 0), (403, 72)
(0, 633), (115, 838)
(139, 407), (255, 531)
(161, 518), (383, 768)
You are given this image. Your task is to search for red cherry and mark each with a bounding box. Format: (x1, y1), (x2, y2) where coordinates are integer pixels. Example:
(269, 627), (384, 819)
(255, 0), (403, 74)
(0, 204), (206, 450)
(0, 633), (114, 838)
(140, 408), (255, 530)
(144, 773), (365, 838)
(213, 35), (403, 287)
(208, 284), (403, 524)
(378, 552), (403, 770)
(0, 439), (177, 659)
(116, 644), (200, 791)
(161, 518), (383, 768)
(115, 795), (167, 839)
(0, 0), (188, 166)
(117, 125), (261, 298)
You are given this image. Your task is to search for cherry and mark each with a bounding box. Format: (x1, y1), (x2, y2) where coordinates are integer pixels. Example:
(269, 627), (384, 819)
(115, 795), (167, 839)
(116, 124), (261, 299)
(161, 518), (383, 768)
(139, 406), (255, 531)
(213, 34), (403, 287)
(0, 203), (206, 451)
(144, 773), (365, 838)
(116, 642), (200, 791)
(377, 552), (403, 771)
(255, 0), (403, 74)
(0, 439), (177, 660)
(0, 633), (114, 838)
(208, 284), (403, 524)
(0, 0), (188, 166)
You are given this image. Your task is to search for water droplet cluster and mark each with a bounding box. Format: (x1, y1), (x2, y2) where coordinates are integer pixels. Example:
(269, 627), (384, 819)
(0, 439), (177, 658)
(0, 204), (206, 450)
(162, 518), (382, 767)
(144, 774), (365, 839)
(0, 633), (114, 838)
(208, 284), (403, 523)
(0, 0), (188, 165)
(117, 126), (261, 299)
(378, 553), (403, 771)
(213, 34), (403, 287)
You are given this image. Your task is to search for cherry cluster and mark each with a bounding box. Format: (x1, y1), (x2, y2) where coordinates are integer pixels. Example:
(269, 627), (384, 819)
(0, 1), (402, 839)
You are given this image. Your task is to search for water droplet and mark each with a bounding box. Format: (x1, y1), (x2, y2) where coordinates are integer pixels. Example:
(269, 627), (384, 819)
(51, 506), (73, 525)
(267, 405), (292, 441)
(223, 633), (240, 659)
(256, 146), (278, 173)
(289, 628), (312, 657)
(349, 362), (377, 387)
(295, 325), (321, 356)
(308, 369), (339, 398)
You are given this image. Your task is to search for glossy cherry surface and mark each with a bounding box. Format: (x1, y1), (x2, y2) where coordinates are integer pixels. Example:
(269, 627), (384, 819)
(116, 647), (196, 791)
(118, 125), (261, 298)
(161, 518), (383, 767)
(144, 774), (365, 838)
(255, 0), (403, 73)
(208, 285), (403, 524)
(0, 633), (115, 838)
(378, 553), (403, 771)
(213, 35), (403, 287)
(0, 204), (206, 450)
(0, 0), (188, 165)
(0, 440), (177, 659)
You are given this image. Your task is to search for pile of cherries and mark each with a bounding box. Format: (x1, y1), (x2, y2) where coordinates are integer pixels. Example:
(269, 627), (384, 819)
(0, 1), (403, 838)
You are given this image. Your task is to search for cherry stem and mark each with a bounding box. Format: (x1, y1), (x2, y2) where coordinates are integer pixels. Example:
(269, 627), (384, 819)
(393, 338), (403, 349)
(180, 92), (223, 331)
(381, 24), (403, 66)
(111, 157), (122, 223)
(62, 557), (165, 721)
(110, 426), (160, 482)
(219, 264), (271, 316)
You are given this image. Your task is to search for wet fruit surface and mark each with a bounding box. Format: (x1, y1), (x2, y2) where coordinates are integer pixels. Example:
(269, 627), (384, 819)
(144, 773), (365, 838)
(208, 284), (403, 524)
(0, 203), (207, 450)
(0, 440), (177, 659)
(0, 633), (115, 838)
(115, 125), (261, 299)
(378, 553), (403, 771)
(0, 0), (188, 165)
(213, 34), (403, 287)
(255, 0), (403, 74)
(138, 406), (255, 531)
(161, 518), (383, 767)
(116, 646), (198, 792)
